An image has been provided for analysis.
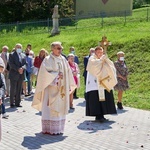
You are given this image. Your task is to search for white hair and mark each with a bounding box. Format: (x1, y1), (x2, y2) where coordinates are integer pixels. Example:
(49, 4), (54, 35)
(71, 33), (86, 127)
(117, 51), (125, 55)
(68, 53), (75, 58)
(2, 45), (9, 50)
(90, 48), (95, 52)
(29, 50), (34, 55)
(15, 43), (23, 49)
(70, 46), (75, 50)
(51, 41), (62, 49)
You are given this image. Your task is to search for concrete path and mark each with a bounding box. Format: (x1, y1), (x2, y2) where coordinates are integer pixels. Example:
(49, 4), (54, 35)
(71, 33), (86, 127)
(0, 95), (150, 150)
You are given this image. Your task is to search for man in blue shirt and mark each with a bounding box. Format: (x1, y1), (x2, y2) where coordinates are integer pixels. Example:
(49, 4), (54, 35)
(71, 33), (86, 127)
(25, 48), (33, 96)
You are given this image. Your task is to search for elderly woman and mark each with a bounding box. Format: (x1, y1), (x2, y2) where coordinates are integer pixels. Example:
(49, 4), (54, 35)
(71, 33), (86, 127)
(68, 53), (80, 109)
(34, 48), (46, 71)
(33, 48), (46, 86)
(86, 46), (117, 122)
(114, 51), (129, 109)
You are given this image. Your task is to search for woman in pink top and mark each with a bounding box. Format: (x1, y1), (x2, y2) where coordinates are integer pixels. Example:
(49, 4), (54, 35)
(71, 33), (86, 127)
(68, 53), (80, 109)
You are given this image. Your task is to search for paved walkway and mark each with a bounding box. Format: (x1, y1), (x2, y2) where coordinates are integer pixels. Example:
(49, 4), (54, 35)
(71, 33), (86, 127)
(0, 95), (150, 150)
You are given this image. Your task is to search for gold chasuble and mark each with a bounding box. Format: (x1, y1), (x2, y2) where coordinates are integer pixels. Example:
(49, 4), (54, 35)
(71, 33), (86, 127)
(86, 55), (117, 101)
(32, 54), (76, 116)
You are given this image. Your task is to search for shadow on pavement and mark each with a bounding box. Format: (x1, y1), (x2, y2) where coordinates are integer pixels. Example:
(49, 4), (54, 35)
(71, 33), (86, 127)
(24, 95), (34, 101)
(21, 133), (67, 149)
(68, 109), (75, 113)
(76, 100), (86, 107)
(4, 98), (18, 112)
(5, 107), (18, 112)
(117, 109), (128, 114)
(77, 120), (115, 134)
(3, 98), (10, 106)
(4, 95), (34, 112)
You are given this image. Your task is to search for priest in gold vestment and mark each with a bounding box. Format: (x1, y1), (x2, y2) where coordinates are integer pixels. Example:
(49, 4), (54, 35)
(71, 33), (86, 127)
(32, 42), (76, 135)
(86, 46), (117, 122)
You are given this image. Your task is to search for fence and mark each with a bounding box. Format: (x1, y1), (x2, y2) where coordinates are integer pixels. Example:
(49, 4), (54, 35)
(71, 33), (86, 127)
(0, 8), (150, 36)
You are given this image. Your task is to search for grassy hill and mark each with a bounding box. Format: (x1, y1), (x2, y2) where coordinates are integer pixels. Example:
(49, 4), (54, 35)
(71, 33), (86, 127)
(0, 8), (150, 110)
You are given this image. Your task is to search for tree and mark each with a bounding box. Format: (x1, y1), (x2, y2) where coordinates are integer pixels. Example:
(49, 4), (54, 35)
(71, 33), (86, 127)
(133, 0), (144, 9)
(0, 0), (74, 23)
(144, 0), (150, 4)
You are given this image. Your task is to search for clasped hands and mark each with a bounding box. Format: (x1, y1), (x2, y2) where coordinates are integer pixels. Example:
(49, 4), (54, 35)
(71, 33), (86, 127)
(118, 75), (127, 80)
(101, 55), (107, 62)
(73, 71), (77, 76)
(18, 68), (24, 74)
(0, 99), (2, 105)
(58, 72), (63, 79)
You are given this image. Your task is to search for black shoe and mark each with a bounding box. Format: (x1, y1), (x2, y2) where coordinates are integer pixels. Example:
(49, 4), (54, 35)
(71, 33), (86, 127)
(73, 96), (79, 99)
(102, 117), (107, 121)
(6, 94), (10, 97)
(10, 104), (15, 108)
(95, 115), (106, 121)
(70, 107), (75, 110)
(117, 102), (123, 109)
(15, 105), (22, 107)
(99, 118), (106, 123)
(28, 93), (31, 96)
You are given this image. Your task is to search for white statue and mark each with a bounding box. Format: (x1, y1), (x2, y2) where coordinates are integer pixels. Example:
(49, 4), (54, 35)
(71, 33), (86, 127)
(51, 5), (60, 36)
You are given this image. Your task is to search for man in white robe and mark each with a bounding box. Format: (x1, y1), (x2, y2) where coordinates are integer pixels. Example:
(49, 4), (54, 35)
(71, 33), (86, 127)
(32, 42), (76, 135)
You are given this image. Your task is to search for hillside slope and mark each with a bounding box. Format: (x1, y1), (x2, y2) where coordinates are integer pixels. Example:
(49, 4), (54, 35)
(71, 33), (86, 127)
(0, 8), (150, 110)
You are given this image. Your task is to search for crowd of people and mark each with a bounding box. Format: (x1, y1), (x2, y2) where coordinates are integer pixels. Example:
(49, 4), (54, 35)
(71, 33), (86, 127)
(0, 40), (129, 138)
(0, 44), (47, 116)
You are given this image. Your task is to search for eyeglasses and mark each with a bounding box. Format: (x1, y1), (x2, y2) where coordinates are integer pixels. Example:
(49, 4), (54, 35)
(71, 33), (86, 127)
(95, 48), (103, 51)
(55, 47), (62, 50)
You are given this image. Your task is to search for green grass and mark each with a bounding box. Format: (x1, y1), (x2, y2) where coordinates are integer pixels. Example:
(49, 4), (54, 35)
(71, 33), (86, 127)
(0, 8), (150, 110)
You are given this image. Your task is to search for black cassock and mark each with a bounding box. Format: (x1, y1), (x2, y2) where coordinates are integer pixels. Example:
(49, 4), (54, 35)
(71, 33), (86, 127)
(86, 90), (117, 117)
